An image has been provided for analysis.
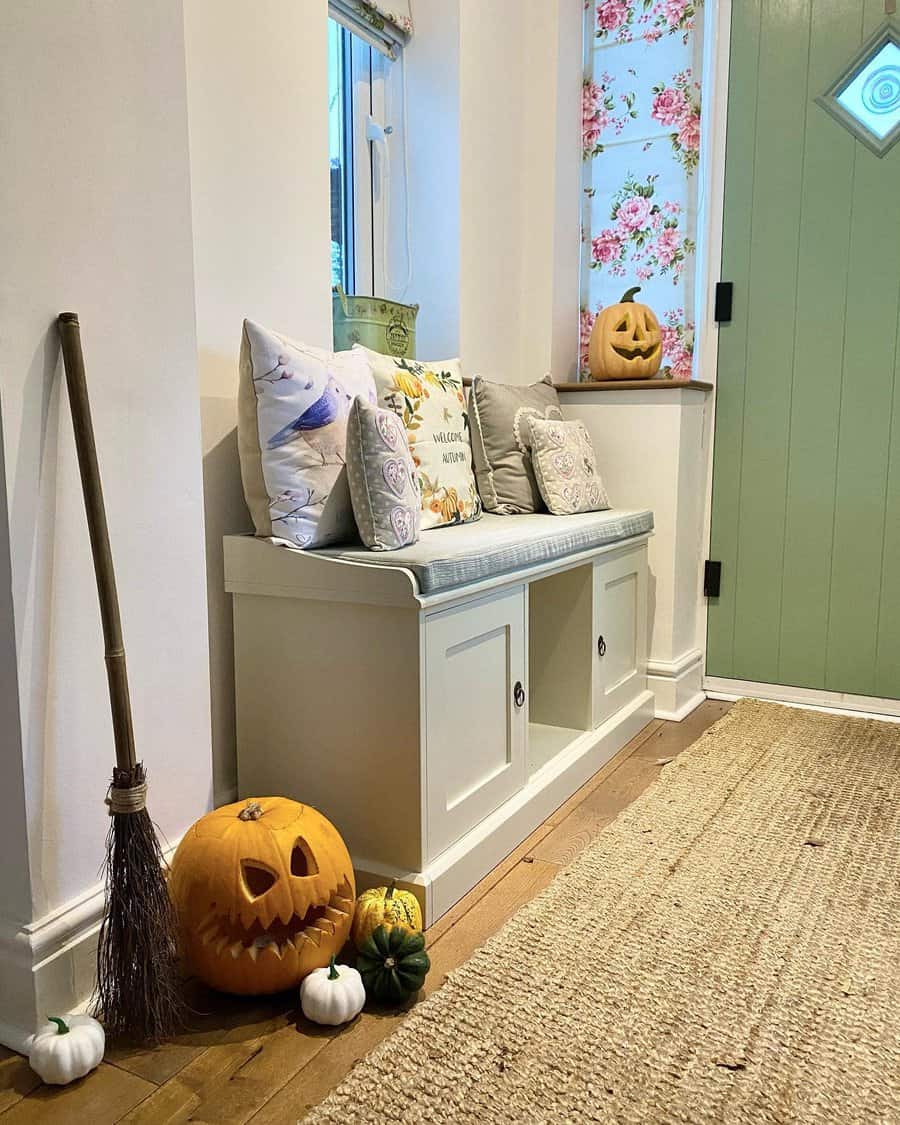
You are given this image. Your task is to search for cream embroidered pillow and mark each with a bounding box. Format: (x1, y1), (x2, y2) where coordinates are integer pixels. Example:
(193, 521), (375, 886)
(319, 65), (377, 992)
(239, 319), (375, 548)
(529, 418), (610, 516)
(355, 346), (481, 531)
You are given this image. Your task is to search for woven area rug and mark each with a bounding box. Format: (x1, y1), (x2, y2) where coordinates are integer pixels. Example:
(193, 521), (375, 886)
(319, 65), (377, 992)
(309, 700), (900, 1124)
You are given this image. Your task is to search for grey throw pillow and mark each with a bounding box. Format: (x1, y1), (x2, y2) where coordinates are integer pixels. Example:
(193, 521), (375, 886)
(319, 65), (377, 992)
(468, 374), (563, 513)
(345, 395), (421, 550)
(529, 418), (610, 516)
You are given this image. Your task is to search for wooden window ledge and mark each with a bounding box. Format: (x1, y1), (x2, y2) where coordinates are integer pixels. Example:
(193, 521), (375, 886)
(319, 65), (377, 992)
(461, 377), (712, 392)
(553, 379), (713, 392)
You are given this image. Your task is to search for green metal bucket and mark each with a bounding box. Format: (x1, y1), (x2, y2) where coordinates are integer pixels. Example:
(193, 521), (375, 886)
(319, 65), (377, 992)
(332, 285), (419, 359)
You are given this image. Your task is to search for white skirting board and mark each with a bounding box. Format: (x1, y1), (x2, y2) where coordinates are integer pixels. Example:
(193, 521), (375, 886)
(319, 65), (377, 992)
(354, 690), (655, 923)
(704, 677), (900, 723)
(647, 648), (705, 721)
(0, 833), (184, 1053)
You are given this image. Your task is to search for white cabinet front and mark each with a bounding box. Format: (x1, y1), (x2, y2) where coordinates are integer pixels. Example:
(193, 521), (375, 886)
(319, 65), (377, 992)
(593, 546), (648, 727)
(424, 586), (527, 861)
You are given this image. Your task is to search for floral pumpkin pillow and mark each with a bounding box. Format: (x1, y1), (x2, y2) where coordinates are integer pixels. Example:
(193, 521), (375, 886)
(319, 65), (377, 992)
(355, 347), (482, 531)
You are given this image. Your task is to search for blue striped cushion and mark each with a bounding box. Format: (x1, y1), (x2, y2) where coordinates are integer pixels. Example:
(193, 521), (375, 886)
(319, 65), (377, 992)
(313, 509), (653, 594)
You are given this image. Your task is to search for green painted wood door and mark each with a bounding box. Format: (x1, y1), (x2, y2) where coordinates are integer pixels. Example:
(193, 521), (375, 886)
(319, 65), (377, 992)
(708, 0), (900, 699)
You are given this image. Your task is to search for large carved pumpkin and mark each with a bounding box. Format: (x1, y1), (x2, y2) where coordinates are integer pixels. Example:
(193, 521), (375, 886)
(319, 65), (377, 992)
(169, 797), (355, 995)
(588, 287), (662, 381)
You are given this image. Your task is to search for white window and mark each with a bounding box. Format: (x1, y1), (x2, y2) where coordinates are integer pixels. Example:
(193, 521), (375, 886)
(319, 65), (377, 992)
(328, 16), (396, 297)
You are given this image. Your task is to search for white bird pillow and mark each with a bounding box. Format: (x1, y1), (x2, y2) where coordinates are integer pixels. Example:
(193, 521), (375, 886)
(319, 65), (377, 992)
(238, 319), (376, 548)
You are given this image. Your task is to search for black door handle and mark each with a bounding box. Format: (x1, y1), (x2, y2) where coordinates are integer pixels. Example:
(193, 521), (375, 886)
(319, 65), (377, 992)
(598, 635), (607, 657)
(513, 681), (526, 708)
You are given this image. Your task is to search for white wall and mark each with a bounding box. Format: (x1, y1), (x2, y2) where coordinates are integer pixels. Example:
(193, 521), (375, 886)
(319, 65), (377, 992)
(0, 429), (31, 927)
(184, 0), (333, 805)
(395, 0), (461, 358)
(0, 0), (212, 1039)
(457, 0), (527, 378)
(398, 0), (582, 383)
(458, 0), (582, 384)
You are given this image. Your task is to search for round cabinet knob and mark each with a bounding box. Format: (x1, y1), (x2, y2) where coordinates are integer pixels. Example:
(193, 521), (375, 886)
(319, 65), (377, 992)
(513, 681), (526, 708)
(598, 635), (607, 657)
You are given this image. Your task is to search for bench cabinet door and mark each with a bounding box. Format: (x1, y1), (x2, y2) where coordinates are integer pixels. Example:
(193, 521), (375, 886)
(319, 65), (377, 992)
(593, 545), (648, 727)
(424, 586), (527, 861)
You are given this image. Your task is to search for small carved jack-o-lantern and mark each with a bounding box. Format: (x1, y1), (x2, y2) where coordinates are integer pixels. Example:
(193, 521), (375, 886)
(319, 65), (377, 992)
(169, 797), (355, 995)
(588, 287), (662, 381)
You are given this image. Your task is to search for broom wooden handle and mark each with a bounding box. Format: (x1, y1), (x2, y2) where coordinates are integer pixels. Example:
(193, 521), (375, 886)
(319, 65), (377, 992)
(58, 313), (136, 773)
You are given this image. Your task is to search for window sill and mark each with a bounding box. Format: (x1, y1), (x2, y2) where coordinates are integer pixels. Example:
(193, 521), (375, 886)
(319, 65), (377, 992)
(554, 379), (713, 393)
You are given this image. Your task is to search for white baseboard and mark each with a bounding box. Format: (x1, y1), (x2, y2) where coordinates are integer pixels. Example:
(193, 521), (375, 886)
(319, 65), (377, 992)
(704, 677), (900, 723)
(0, 831), (184, 1053)
(647, 649), (705, 721)
(355, 690), (655, 926)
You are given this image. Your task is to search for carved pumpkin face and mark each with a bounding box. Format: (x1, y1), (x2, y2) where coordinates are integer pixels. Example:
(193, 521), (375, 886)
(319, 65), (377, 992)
(588, 287), (662, 381)
(169, 797), (355, 995)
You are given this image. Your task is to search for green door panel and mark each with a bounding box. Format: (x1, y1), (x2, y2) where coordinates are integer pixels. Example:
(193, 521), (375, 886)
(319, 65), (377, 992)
(708, 0), (900, 699)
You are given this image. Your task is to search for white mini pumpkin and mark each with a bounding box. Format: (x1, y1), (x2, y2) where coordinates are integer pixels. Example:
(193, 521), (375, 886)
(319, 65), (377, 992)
(28, 1015), (105, 1085)
(300, 957), (365, 1026)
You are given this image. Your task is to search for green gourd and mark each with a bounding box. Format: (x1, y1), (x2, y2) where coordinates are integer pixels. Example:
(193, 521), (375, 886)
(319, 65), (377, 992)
(356, 924), (430, 1004)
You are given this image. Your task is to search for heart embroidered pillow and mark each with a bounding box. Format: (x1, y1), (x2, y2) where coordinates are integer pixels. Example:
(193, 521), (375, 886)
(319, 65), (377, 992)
(529, 418), (610, 516)
(354, 346), (481, 531)
(238, 319), (375, 548)
(345, 396), (421, 551)
(468, 374), (563, 513)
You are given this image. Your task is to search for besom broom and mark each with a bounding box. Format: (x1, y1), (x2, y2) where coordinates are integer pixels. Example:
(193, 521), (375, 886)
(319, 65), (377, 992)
(58, 312), (186, 1042)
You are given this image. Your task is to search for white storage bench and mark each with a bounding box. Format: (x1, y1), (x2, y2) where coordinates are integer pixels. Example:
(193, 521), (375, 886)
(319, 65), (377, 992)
(224, 508), (655, 925)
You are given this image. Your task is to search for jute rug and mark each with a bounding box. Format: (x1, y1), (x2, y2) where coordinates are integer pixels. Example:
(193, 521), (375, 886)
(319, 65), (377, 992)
(309, 700), (900, 1124)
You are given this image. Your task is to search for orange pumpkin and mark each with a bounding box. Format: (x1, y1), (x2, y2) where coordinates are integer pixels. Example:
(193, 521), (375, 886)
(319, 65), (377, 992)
(588, 287), (662, 381)
(169, 797), (355, 995)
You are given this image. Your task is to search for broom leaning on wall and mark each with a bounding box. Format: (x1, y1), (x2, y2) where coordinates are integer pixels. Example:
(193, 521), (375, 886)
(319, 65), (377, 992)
(57, 313), (186, 1042)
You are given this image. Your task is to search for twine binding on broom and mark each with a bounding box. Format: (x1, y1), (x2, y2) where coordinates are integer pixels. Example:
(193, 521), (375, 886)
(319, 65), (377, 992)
(105, 780), (147, 815)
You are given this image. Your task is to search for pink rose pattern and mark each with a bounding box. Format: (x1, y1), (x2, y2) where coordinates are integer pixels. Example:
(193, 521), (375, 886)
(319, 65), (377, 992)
(579, 307), (598, 374)
(594, 0), (699, 45)
(651, 69), (701, 170)
(660, 308), (694, 379)
(589, 175), (695, 283)
(582, 74), (638, 158)
(581, 0), (703, 378)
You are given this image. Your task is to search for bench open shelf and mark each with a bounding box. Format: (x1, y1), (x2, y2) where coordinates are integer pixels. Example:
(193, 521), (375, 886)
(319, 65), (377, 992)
(528, 565), (593, 776)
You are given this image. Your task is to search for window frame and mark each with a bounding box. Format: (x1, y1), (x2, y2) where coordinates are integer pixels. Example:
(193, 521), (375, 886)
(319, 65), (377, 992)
(331, 18), (393, 298)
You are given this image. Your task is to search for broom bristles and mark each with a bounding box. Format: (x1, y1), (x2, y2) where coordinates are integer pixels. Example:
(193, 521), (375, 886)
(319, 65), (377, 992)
(93, 763), (187, 1042)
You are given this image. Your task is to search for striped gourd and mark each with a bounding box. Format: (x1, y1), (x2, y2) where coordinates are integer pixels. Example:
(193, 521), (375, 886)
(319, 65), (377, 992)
(351, 881), (423, 950)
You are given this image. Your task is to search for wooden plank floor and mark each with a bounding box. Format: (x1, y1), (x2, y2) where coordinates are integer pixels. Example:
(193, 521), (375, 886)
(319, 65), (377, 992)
(0, 700), (731, 1123)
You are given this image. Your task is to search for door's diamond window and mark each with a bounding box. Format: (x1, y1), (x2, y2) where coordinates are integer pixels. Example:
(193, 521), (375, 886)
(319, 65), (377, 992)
(817, 23), (900, 157)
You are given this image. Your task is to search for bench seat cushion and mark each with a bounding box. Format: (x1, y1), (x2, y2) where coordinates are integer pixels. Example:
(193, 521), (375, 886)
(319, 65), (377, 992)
(313, 508), (653, 594)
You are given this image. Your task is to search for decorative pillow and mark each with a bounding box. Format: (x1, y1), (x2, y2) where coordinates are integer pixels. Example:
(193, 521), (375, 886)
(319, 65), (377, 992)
(345, 396), (420, 551)
(238, 319), (375, 548)
(355, 346), (481, 531)
(468, 374), (563, 514)
(529, 418), (611, 516)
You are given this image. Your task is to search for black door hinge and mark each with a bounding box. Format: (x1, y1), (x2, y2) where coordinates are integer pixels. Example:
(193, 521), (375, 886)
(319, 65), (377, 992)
(714, 282), (733, 323)
(704, 560), (722, 598)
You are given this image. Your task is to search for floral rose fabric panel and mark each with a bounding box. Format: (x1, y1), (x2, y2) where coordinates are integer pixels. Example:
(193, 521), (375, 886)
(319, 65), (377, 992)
(580, 0), (704, 380)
